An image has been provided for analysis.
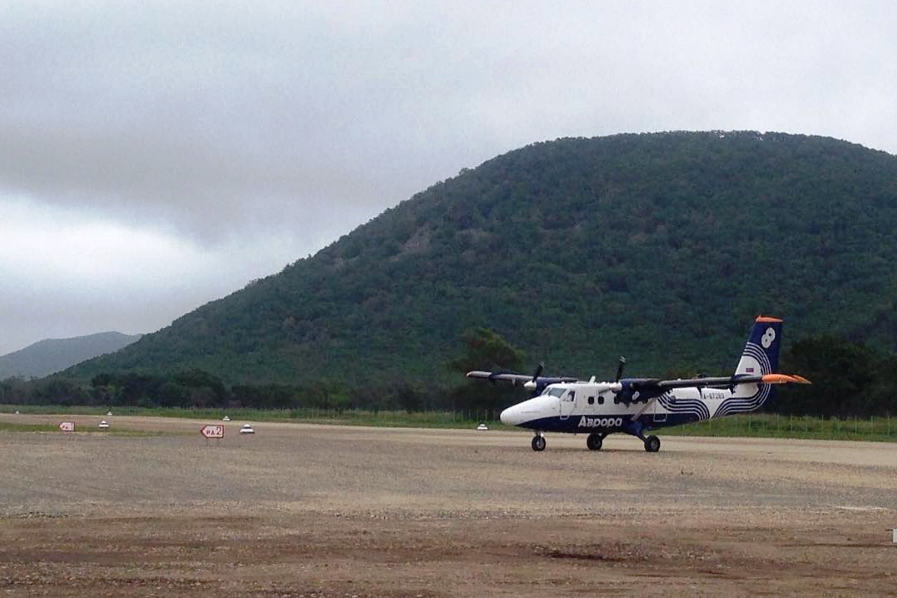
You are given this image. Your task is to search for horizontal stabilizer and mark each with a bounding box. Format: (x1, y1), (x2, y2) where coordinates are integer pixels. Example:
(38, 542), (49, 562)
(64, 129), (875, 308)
(761, 373), (812, 385)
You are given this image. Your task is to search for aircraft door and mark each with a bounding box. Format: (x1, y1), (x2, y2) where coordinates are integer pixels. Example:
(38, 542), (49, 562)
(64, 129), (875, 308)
(652, 394), (668, 423)
(560, 390), (576, 420)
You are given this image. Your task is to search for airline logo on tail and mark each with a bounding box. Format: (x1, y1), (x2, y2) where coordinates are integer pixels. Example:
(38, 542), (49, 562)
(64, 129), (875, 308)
(720, 316), (786, 415)
(736, 316), (783, 377)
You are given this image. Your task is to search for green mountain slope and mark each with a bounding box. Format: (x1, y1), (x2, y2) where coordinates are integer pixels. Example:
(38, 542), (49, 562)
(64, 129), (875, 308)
(70, 132), (897, 385)
(0, 332), (142, 379)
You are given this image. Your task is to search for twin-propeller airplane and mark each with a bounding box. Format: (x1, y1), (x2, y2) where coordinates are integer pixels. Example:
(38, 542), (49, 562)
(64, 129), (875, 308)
(467, 316), (810, 452)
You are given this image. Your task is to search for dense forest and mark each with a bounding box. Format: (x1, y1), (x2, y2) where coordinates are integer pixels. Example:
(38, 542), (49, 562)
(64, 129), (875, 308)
(7, 131), (897, 415)
(2, 330), (894, 418)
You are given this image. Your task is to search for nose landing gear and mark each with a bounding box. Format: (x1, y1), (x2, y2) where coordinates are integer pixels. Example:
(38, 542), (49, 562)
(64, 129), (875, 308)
(531, 433), (546, 451)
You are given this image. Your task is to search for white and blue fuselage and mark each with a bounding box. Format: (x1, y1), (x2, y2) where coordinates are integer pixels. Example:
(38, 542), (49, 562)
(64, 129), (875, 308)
(500, 382), (741, 433)
(474, 316), (810, 452)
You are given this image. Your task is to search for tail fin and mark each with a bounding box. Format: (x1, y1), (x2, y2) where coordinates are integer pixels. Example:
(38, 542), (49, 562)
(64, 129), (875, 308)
(735, 316), (783, 377)
(712, 316), (785, 416)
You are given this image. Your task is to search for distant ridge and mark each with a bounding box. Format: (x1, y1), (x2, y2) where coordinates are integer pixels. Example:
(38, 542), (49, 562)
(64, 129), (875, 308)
(0, 332), (142, 379)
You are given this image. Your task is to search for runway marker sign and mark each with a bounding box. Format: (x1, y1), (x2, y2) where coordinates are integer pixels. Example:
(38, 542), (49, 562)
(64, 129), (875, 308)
(200, 424), (224, 439)
(59, 421), (75, 432)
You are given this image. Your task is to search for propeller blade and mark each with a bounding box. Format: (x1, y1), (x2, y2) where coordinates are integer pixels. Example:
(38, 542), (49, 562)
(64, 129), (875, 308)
(615, 356), (626, 382)
(531, 362), (545, 382)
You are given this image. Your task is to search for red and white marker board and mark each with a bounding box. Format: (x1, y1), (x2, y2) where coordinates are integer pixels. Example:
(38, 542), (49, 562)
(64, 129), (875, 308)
(59, 421), (75, 432)
(200, 424), (224, 439)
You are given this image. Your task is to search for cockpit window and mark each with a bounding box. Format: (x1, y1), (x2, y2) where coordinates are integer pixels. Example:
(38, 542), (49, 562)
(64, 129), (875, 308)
(543, 387), (567, 398)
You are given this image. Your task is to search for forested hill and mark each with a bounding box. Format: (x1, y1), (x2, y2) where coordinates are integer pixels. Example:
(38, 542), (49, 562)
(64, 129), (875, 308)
(70, 132), (897, 386)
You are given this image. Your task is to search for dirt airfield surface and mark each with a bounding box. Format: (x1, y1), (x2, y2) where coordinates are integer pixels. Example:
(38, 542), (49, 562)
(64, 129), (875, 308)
(1, 414), (895, 597)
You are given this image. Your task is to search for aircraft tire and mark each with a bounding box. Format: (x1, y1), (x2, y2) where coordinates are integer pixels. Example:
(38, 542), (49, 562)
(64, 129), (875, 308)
(531, 435), (546, 452)
(586, 433), (603, 451)
(644, 435), (661, 453)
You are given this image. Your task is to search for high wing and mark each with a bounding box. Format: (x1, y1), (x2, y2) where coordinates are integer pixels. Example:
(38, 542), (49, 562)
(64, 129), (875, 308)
(654, 373), (812, 389)
(466, 370), (580, 390)
(612, 373), (811, 404)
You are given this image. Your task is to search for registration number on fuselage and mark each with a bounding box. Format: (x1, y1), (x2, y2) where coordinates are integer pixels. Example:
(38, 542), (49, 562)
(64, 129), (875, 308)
(578, 416), (624, 428)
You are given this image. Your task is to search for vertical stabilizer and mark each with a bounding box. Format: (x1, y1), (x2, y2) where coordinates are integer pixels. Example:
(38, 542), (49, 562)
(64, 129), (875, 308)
(735, 316), (783, 377)
(715, 316), (784, 416)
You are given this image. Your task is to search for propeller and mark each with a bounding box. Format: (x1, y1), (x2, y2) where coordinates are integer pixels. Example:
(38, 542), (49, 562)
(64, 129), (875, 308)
(521, 362), (546, 392)
(531, 362), (545, 382)
(614, 356), (626, 382)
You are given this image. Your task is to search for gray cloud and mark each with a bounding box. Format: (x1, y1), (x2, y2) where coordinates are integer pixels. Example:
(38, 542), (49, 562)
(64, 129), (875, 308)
(1, 0), (896, 353)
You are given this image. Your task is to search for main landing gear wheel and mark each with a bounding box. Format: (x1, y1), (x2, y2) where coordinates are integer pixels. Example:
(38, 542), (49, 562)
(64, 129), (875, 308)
(531, 435), (546, 452)
(586, 433), (604, 451)
(644, 435), (661, 453)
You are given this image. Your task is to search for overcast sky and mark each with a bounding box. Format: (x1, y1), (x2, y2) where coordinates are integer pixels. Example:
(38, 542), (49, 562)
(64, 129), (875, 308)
(1, 0), (895, 355)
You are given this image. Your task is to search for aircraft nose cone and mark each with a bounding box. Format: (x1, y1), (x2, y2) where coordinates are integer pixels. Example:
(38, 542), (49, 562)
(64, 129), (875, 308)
(500, 404), (523, 426)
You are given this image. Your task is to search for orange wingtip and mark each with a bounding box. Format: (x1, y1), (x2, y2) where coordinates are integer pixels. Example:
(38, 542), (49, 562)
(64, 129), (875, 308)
(761, 374), (811, 384)
(755, 315), (783, 323)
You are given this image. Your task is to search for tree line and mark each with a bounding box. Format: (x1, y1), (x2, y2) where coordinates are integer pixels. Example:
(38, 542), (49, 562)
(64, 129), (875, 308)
(1, 331), (895, 418)
(774, 335), (897, 418)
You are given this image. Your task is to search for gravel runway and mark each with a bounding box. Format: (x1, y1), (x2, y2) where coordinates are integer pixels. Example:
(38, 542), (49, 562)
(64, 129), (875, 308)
(1, 414), (895, 596)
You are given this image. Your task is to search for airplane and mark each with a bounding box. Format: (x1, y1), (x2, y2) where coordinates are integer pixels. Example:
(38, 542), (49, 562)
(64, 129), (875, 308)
(466, 316), (810, 452)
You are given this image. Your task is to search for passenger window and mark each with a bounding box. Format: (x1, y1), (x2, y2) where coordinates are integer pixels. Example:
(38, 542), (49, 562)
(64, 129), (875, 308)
(587, 396), (594, 405)
(613, 396), (620, 404)
(598, 396), (604, 405)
